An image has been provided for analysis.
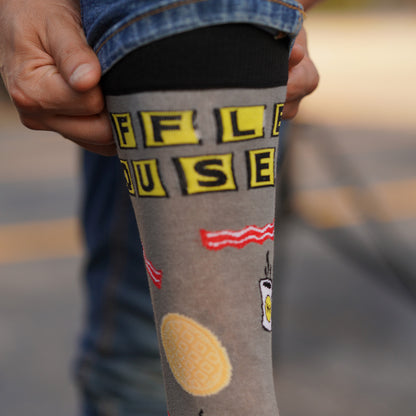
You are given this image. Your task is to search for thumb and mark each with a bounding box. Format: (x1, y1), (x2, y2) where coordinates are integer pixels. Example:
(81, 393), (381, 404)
(47, 14), (101, 92)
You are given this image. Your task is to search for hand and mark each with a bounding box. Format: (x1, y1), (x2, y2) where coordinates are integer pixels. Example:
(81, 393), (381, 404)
(0, 0), (115, 155)
(283, 27), (319, 120)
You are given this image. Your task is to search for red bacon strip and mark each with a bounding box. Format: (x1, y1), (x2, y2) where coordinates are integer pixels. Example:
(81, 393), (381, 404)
(200, 221), (275, 251)
(143, 251), (163, 289)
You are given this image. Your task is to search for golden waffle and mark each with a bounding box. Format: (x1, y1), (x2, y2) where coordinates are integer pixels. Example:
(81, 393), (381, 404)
(161, 313), (232, 396)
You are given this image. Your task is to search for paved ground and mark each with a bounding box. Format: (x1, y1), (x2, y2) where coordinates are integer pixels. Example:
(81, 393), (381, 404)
(274, 122), (416, 416)
(0, 11), (415, 416)
(0, 102), (83, 416)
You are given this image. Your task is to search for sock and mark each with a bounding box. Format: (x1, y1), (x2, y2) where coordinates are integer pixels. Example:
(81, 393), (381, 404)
(103, 25), (289, 416)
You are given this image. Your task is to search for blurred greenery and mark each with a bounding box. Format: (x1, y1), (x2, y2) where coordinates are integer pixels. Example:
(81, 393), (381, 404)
(315, 0), (415, 11)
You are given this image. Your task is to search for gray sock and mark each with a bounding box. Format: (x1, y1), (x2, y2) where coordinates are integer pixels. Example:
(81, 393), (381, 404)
(107, 86), (286, 416)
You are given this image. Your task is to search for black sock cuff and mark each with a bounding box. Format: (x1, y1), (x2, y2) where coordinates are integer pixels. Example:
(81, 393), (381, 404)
(102, 24), (290, 95)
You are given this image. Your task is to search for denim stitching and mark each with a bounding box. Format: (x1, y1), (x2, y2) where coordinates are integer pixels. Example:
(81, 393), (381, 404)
(267, 0), (305, 17)
(95, 0), (304, 54)
(95, 0), (208, 54)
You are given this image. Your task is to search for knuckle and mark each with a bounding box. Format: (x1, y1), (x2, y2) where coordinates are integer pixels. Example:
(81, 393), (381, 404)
(311, 70), (320, 91)
(61, 115), (113, 145)
(9, 85), (40, 112)
(285, 86), (300, 103)
(283, 103), (299, 120)
(286, 84), (302, 102)
(58, 42), (86, 72)
(84, 93), (104, 114)
(88, 127), (114, 145)
(306, 62), (320, 94)
(37, 93), (64, 113)
(61, 45), (79, 63)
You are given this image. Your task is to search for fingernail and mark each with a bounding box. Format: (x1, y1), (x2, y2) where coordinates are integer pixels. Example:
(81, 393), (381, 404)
(70, 64), (93, 86)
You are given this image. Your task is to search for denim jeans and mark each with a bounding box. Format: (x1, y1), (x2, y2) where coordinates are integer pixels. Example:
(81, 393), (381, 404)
(80, 0), (304, 74)
(76, 152), (167, 416)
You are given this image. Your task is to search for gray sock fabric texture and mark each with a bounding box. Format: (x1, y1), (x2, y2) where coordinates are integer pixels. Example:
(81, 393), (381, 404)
(107, 86), (286, 416)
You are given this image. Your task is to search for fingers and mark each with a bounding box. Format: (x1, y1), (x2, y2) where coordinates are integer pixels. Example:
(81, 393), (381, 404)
(288, 27), (306, 69)
(20, 107), (117, 156)
(288, 41), (305, 69)
(46, 113), (113, 144)
(25, 111), (117, 156)
(10, 48), (114, 154)
(287, 58), (319, 100)
(65, 113), (117, 155)
(44, 6), (102, 92)
(284, 59), (319, 119)
(19, 108), (115, 153)
(1, 0), (114, 156)
(11, 64), (105, 116)
(283, 28), (319, 120)
(70, 140), (117, 157)
(20, 110), (113, 142)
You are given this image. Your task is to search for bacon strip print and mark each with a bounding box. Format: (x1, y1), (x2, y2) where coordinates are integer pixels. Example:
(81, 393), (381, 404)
(200, 221), (275, 251)
(143, 251), (163, 289)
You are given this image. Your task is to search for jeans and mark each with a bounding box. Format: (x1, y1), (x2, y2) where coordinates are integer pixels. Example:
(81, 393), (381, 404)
(80, 0), (304, 74)
(76, 152), (167, 416)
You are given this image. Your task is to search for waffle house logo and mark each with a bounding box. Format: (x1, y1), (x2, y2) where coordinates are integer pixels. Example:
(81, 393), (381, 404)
(111, 103), (284, 197)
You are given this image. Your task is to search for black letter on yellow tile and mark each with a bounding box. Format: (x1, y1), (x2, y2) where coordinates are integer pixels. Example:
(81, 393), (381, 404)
(271, 103), (284, 137)
(139, 110), (199, 147)
(215, 106), (265, 143)
(194, 160), (227, 187)
(111, 113), (137, 149)
(246, 148), (275, 189)
(132, 159), (168, 198)
(119, 160), (136, 195)
(173, 154), (237, 195)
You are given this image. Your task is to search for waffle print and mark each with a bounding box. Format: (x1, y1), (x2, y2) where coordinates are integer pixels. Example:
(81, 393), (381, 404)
(161, 313), (232, 396)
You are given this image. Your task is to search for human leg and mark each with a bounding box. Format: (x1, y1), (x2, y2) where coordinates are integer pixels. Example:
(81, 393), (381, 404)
(103, 24), (289, 415)
(76, 151), (166, 416)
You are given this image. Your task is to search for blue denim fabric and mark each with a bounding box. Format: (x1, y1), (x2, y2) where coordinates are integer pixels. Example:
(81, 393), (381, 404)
(80, 0), (304, 74)
(76, 152), (166, 416)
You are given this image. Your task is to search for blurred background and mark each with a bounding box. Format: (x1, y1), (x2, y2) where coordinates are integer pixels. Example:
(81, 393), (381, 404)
(0, 1), (415, 415)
